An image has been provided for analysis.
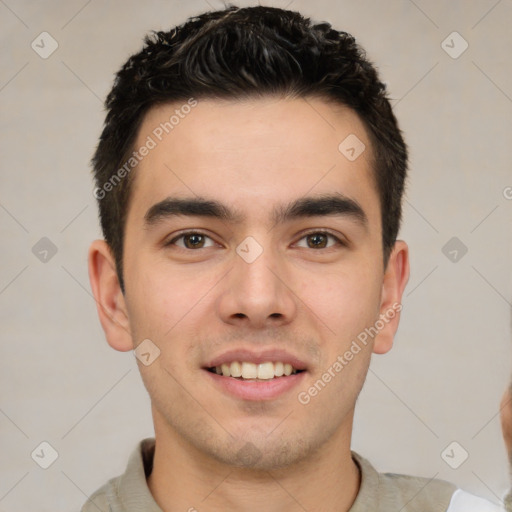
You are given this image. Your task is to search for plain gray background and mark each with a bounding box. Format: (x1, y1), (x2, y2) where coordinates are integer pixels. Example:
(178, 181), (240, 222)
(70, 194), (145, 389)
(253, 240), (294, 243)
(1, 0), (511, 510)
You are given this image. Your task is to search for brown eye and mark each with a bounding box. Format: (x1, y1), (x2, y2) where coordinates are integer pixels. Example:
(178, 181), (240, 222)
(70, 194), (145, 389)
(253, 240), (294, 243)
(183, 233), (205, 248)
(168, 232), (215, 249)
(306, 233), (328, 248)
(296, 231), (342, 249)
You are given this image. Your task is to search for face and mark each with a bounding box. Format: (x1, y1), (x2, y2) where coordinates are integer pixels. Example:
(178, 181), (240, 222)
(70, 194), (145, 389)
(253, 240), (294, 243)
(91, 96), (408, 470)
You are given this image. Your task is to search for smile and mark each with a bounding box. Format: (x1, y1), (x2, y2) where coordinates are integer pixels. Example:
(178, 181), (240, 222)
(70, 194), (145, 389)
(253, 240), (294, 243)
(208, 361), (303, 380)
(204, 365), (306, 401)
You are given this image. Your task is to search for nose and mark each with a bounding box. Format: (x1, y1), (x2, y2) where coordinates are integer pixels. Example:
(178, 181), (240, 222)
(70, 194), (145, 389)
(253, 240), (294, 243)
(216, 240), (298, 329)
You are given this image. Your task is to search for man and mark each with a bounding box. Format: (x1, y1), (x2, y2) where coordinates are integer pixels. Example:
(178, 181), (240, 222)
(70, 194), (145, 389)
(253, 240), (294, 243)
(85, 5), (503, 511)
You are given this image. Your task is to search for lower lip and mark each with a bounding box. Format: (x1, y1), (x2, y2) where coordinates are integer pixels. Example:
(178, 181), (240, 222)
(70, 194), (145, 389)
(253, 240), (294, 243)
(203, 369), (306, 401)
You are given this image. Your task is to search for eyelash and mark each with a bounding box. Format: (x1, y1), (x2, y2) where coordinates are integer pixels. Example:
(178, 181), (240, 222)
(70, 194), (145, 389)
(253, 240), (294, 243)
(166, 230), (345, 250)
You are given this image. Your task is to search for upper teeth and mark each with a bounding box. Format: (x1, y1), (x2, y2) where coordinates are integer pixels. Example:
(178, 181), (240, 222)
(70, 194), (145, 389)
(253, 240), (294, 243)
(214, 361), (298, 379)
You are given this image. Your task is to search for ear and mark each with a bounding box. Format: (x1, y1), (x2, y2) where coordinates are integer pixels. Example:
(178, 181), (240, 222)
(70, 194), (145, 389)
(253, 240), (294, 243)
(372, 240), (410, 355)
(88, 239), (133, 352)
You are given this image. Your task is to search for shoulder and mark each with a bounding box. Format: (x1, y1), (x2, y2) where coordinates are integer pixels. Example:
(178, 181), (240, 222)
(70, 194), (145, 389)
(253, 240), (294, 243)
(378, 469), (457, 510)
(80, 438), (158, 512)
(351, 452), (504, 511)
(80, 479), (117, 512)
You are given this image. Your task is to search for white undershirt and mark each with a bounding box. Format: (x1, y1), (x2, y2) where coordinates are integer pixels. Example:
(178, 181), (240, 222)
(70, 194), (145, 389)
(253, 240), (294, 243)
(447, 489), (505, 511)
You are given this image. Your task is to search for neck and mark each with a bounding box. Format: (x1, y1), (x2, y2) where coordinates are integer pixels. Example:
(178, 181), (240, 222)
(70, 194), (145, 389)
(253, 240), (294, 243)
(147, 415), (360, 512)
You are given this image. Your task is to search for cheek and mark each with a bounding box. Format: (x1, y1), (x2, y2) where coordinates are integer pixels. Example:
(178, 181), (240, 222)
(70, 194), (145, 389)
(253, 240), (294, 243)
(125, 256), (198, 331)
(297, 265), (382, 338)
(124, 259), (217, 369)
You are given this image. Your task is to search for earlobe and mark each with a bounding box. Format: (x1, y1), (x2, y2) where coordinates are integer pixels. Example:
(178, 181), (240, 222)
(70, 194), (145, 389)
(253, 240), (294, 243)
(372, 240), (410, 355)
(88, 240), (133, 352)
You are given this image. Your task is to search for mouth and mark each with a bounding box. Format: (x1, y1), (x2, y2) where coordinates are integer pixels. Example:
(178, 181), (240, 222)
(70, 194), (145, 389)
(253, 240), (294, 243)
(203, 357), (307, 401)
(206, 361), (305, 381)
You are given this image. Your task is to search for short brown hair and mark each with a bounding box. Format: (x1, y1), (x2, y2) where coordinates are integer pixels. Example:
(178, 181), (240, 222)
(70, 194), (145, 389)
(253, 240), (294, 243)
(92, 5), (408, 291)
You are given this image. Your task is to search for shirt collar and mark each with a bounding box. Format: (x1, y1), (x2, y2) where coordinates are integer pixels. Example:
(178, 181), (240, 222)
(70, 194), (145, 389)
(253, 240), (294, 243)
(116, 438), (376, 511)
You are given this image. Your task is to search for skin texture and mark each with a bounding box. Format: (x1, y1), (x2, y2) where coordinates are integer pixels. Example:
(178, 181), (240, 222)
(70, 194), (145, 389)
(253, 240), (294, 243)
(501, 386), (512, 511)
(501, 386), (512, 463)
(88, 96), (409, 511)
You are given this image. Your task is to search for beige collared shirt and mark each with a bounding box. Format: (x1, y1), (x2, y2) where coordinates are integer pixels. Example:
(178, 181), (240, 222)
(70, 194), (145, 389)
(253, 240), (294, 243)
(81, 438), (503, 511)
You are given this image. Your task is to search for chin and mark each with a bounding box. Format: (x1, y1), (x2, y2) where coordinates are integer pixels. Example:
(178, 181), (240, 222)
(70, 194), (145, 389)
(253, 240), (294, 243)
(204, 434), (313, 471)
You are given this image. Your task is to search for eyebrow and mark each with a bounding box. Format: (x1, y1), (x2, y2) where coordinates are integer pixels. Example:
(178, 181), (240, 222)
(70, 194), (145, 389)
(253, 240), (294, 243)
(144, 193), (368, 229)
(274, 194), (368, 228)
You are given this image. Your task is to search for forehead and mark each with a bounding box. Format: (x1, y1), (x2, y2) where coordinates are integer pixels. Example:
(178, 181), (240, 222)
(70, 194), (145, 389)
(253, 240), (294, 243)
(127, 96), (380, 229)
